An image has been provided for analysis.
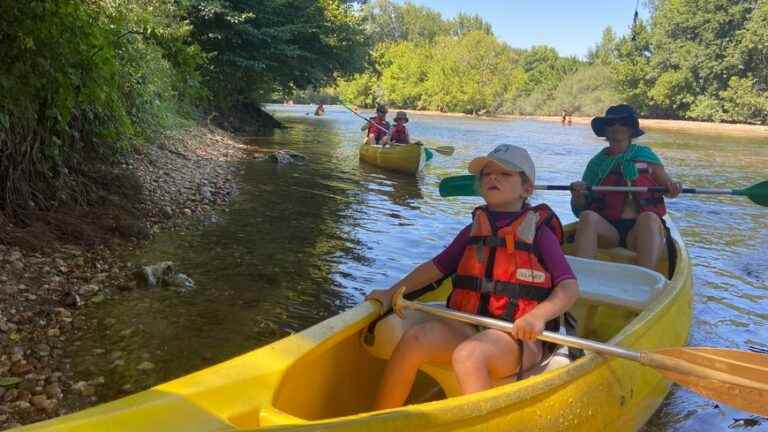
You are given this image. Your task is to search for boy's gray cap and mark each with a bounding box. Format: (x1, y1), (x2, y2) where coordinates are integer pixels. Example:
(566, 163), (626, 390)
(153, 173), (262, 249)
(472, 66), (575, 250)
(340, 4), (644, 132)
(468, 144), (535, 183)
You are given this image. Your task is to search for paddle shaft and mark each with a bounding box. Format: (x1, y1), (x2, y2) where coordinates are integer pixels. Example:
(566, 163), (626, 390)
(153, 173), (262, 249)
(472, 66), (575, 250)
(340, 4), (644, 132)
(396, 296), (639, 361)
(540, 185), (737, 195)
(394, 293), (768, 391)
(338, 101), (390, 134)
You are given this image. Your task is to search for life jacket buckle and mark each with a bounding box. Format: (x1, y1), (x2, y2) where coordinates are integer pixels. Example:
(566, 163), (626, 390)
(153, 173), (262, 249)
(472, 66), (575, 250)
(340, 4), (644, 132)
(480, 278), (496, 294)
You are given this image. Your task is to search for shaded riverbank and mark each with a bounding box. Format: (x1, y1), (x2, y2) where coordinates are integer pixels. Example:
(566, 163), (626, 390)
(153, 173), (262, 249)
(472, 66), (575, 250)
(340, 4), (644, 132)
(0, 124), (253, 429)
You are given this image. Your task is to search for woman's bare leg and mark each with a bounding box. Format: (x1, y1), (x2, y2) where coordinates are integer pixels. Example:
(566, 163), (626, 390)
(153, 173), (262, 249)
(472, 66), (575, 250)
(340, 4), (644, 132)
(626, 212), (666, 270)
(574, 210), (620, 258)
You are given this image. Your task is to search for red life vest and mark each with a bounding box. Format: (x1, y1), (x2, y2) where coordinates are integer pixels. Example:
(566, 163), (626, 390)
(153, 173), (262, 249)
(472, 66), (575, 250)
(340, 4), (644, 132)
(390, 123), (408, 143)
(588, 161), (666, 222)
(367, 117), (390, 143)
(447, 204), (564, 325)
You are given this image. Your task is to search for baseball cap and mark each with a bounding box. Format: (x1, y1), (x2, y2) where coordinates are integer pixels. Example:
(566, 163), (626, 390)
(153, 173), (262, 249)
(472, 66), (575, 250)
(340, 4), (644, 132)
(468, 144), (535, 183)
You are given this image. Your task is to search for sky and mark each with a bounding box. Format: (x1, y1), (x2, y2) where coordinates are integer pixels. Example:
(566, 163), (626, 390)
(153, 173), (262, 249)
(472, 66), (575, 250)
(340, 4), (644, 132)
(398, 0), (649, 58)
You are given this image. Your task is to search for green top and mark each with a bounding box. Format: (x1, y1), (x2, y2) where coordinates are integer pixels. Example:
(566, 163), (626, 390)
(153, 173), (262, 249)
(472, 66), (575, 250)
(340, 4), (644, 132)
(573, 144), (663, 217)
(582, 144), (663, 186)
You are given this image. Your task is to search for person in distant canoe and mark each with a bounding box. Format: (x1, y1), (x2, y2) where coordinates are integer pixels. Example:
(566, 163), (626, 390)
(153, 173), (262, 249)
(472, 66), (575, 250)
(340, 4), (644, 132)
(389, 111), (411, 145)
(314, 103), (325, 116)
(570, 104), (681, 271)
(367, 144), (579, 409)
(361, 105), (391, 146)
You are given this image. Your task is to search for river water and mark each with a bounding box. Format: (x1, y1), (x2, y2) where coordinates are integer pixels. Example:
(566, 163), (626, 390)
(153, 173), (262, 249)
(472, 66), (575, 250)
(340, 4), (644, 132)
(66, 104), (767, 430)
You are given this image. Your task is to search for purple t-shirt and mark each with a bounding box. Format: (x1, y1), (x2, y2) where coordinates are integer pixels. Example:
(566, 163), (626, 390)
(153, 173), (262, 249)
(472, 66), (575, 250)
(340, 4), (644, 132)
(433, 210), (576, 286)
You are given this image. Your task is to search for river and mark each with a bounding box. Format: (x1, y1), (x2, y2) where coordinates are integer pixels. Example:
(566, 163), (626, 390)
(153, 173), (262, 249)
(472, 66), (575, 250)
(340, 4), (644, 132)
(65, 104), (768, 431)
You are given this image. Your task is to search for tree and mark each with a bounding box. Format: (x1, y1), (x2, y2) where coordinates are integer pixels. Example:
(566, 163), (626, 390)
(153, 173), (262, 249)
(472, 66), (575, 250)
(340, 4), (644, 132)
(400, 2), (449, 42)
(586, 27), (618, 65)
(379, 42), (432, 109)
(449, 13), (493, 38)
(337, 72), (378, 107)
(647, 0), (755, 119)
(187, 0), (368, 109)
(360, 0), (406, 45)
(423, 32), (517, 114)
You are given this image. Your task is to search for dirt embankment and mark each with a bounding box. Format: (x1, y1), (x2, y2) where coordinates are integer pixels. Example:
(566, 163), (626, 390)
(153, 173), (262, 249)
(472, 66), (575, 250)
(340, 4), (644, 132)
(0, 122), (260, 429)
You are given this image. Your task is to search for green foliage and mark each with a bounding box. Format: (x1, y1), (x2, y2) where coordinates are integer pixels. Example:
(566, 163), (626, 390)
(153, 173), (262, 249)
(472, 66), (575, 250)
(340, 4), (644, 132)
(400, 2), (448, 43)
(337, 72), (379, 107)
(379, 42), (433, 109)
(187, 0), (368, 110)
(548, 65), (621, 116)
(422, 33), (519, 114)
(449, 13), (494, 38)
(720, 77), (768, 124)
(0, 0), (204, 215)
(361, 0), (450, 45)
(586, 27), (618, 65)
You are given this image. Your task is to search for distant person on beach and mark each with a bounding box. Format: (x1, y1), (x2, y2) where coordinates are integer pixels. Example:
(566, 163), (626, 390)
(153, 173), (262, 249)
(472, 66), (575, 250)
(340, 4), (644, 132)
(561, 110), (567, 124)
(314, 103), (325, 116)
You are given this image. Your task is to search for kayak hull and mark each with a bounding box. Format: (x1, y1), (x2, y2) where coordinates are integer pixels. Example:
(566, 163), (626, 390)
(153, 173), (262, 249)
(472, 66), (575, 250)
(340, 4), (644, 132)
(17, 219), (693, 432)
(359, 141), (427, 175)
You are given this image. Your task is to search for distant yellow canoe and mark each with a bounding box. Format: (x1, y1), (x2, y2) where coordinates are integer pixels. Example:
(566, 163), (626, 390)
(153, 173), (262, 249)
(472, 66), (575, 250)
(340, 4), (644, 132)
(17, 218), (692, 432)
(359, 140), (428, 174)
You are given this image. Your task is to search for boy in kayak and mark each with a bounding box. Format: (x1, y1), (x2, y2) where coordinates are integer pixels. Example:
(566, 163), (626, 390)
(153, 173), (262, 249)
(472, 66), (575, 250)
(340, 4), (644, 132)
(570, 104), (681, 270)
(361, 105), (390, 146)
(389, 111), (411, 145)
(366, 144), (579, 409)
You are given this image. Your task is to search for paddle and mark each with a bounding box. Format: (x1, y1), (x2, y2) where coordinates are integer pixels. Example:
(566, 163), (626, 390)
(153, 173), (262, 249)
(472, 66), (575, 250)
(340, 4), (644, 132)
(392, 287), (768, 416)
(438, 175), (768, 206)
(336, 101), (455, 156)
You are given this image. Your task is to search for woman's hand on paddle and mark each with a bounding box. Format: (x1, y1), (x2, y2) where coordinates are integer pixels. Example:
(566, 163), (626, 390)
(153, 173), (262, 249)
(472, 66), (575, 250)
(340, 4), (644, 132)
(508, 314), (546, 341)
(570, 181), (587, 196)
(664, 180), (682, 198)
(365, 289), (392, 315)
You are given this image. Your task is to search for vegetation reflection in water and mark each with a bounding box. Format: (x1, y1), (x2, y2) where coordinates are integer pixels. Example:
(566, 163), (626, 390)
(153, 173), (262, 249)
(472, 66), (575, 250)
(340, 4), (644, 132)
(65, 105), (767, 431)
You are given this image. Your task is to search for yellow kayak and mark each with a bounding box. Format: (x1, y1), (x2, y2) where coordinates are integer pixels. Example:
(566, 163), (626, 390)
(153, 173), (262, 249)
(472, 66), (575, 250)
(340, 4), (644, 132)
(359, 139), (429, 174)
(17, 218), (692, 432)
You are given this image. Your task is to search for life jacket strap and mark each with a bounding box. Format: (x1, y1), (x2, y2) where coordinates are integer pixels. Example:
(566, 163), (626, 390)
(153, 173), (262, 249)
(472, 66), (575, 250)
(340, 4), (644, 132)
(468, 236), (534, 252)
(451, 275), (551, 302)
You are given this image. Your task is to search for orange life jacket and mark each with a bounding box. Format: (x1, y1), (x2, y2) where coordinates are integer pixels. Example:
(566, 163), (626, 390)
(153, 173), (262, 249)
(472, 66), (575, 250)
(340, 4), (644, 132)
(447, 204), (564, 325)
(588, 161), (667, 222)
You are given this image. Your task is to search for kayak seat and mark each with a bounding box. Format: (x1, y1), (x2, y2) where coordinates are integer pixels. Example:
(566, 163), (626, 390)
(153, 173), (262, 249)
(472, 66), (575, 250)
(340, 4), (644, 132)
(566, 255), (667, 312)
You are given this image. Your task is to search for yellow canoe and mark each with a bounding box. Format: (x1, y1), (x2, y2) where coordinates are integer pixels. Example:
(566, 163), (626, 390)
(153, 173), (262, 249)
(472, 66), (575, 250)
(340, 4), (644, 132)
(17, 218), (692, 432)
(359, 140), (428, 175)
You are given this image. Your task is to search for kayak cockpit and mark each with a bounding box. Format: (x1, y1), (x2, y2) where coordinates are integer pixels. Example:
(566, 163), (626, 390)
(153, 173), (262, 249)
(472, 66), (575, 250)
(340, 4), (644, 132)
(268, 249), (669, 423)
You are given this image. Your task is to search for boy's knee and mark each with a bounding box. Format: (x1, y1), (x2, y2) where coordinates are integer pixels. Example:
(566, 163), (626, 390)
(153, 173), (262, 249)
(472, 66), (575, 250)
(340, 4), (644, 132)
(452, 340), (486, 371)
(401, 323), (430, 348)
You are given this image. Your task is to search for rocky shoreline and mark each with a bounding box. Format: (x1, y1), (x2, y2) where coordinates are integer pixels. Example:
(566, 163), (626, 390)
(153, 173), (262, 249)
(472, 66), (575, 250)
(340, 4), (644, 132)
(0, 124), (252, 429)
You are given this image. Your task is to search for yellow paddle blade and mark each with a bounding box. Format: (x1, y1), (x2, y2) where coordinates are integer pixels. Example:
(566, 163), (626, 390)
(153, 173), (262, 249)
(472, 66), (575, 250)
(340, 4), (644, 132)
(643, 347), (768, 415)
